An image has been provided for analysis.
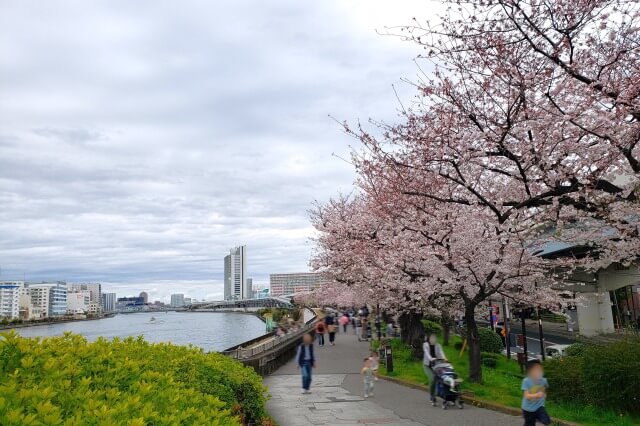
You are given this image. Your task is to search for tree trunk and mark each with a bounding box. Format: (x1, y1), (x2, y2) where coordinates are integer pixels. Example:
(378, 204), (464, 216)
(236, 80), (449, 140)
(399, 311), (425, 359)
(399, 311), (424, 344)
(464, 305), (482, 383)
(441, 313), (452, 347)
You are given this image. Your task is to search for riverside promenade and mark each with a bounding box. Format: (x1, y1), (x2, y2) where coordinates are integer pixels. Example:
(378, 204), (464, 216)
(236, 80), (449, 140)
(265, 330), (522, 426)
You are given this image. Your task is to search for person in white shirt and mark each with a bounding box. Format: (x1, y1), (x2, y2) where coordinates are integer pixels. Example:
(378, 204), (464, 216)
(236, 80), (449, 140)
(422, 334), (446, 404)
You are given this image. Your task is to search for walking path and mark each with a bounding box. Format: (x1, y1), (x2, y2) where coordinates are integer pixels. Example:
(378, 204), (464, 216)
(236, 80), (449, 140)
(265, 329), (522, 426)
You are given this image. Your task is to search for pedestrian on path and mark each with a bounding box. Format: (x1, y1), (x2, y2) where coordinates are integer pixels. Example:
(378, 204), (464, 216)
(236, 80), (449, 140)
(361, 357), (375, 398)
(521, 360), (550, 426)
(360, 316), (369, 341)
(355, 317), (363, 340)
(296, 333), (316, 394)
(315, 319), (326, 346)
(328, 323), (337, 345)
(423, 334), (446, 405)
(339, 313), (350, 333)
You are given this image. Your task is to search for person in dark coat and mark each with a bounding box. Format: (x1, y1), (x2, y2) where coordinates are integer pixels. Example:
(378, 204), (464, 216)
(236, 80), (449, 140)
(296, 333), (316, 394)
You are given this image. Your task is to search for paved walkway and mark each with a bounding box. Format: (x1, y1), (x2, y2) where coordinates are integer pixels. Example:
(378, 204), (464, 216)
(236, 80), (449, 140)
(265, 330), (522, 426)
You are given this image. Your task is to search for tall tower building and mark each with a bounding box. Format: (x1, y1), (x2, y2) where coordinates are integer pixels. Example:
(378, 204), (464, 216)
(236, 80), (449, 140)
(224, 245), (250, 300)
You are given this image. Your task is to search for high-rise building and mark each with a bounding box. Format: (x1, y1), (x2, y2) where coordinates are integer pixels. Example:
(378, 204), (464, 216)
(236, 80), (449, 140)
(102, 292), (116, 312)
(269, 273), (327, 297)
(29, 282), (68, 317)
(139, 292), (148, 304)
(223, 245), (251, 300)
(170, 293), (185, 307)
(0, 281), (22, 319)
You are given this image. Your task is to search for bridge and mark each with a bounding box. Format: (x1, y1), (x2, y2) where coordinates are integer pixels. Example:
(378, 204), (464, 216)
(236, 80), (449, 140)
(189, 296), (294, 311)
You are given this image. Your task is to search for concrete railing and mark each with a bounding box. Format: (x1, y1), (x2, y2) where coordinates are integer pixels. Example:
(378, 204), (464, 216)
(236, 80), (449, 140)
(222, 320), (316, 360)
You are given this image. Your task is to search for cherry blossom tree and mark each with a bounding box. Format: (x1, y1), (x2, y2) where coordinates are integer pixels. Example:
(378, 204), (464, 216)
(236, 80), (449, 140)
(312, 0), (639, 383)
(351, 0), (640, 265)
(310, 187), (558, 382)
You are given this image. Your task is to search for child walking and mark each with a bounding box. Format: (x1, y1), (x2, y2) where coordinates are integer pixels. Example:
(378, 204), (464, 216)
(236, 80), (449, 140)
(521, 360), (551, 426)
(361, 357), (375, 398)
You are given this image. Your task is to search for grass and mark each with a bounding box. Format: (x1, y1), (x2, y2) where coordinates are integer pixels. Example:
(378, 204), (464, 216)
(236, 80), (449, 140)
(376, 336), (639, 426)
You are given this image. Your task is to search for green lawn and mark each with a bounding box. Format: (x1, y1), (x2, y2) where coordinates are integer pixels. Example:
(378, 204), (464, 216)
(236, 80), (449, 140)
(377, 336), (638, 426)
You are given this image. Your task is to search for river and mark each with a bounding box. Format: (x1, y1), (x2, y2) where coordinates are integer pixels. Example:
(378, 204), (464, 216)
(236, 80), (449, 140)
(13, 311), (267, 352)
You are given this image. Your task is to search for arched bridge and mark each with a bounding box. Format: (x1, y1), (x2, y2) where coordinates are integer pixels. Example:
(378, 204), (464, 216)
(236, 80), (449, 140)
(189, 296), (294, 311)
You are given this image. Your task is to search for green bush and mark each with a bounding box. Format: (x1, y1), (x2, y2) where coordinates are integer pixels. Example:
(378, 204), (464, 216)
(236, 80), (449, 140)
(481, 351), (500, 360)
(564, 342), (588, 357)
(421, 319), (443, 336)
(581, 340), (640, 414)
(0, 332), (269, 425)
(544, 355), (585, 404)
(545, 339), (640, 415)
(478, 328), (503, 353)
(453, 341), (464, 351)
(482, 357), (497, 368)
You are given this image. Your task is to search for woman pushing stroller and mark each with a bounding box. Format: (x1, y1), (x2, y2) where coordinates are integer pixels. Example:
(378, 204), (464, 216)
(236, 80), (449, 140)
(423, 334), (446, 405)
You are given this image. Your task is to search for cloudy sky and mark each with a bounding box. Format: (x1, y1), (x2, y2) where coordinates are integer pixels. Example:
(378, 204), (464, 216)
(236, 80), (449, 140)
(0, 0), (433, 302)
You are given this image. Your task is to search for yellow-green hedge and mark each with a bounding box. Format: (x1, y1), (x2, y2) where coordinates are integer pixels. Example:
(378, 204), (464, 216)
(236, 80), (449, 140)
(0, 332), (269, 425)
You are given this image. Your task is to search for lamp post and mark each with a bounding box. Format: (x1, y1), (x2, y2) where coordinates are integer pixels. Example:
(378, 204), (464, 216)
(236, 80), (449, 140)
(521, 309), (528, 360)
(537, 307), (545, 361)
(503, 298), (510, 360)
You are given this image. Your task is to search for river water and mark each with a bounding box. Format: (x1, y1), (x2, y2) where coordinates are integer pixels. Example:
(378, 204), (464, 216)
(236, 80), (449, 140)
(14, 311), (267, 352)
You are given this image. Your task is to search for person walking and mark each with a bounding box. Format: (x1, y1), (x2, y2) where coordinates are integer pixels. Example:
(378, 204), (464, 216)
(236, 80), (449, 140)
(339, 313), (350, 333)
(521, 360), (551, 426)
(361, 357), (375, 398)
(328, 322), (337, 345)
(423, 333), (446, 405)
(296, 334), (316, 394)
(355, 316), (363, 341)
(360, 316), (369, 341)
(315, 319), (326, 346)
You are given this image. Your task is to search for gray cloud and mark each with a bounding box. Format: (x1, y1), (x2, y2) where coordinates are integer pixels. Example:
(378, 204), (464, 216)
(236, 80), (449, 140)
(0, 0), (432, 301)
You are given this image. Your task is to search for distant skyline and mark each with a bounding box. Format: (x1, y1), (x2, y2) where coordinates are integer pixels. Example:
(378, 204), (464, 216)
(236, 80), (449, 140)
(0, 0), (435, 299)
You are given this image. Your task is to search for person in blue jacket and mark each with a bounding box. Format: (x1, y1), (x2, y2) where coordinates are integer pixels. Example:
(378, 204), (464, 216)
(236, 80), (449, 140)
(296, 333), (316, 394)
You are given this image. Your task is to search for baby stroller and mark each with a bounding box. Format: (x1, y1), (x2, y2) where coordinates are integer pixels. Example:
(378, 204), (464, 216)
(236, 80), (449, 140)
(433, 360), (464, 409)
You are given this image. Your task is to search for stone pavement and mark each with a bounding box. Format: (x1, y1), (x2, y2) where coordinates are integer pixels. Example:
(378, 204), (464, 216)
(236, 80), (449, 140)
(265, 329), (522, 426)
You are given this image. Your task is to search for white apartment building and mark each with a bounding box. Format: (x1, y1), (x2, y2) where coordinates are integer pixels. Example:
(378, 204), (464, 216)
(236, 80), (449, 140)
(0, 281), (23, 319)
(67, 290), (91, 314)
(68, 283), (101, 305)
(269, 273), (327, 297)
(170, 293), (185, 307)
(224, 245), (251, 300)
(28, 282), (67, 317)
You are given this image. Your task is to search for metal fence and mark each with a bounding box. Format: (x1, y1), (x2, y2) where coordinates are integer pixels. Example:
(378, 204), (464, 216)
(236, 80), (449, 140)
(222, 321), (316, 359)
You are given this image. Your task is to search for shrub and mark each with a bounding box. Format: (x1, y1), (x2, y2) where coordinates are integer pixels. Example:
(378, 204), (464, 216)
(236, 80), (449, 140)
(481, 351), (500, 360)
(482, 357), (497, 368)
(580, 339), (640, 414)
(545, 339), (640, 415)
(544, 355), (586, 403)
(478, 328), (503, 353)
(421, 319), (443, 336)
(0, 332), (269, 425)
(454, 341), (464, 351)
(565, 342), (588, 357)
